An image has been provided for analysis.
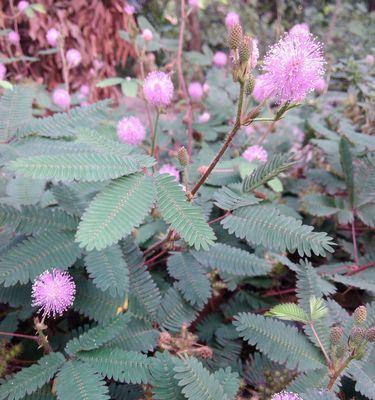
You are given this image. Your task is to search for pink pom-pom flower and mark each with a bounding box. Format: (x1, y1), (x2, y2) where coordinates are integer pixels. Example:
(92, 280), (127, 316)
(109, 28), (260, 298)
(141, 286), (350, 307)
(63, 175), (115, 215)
(314, 77), (327, 93)
(159, 164), (180, 181)
(17, 1), (29, 12)
(52, 88), (71, 109)
(252, 75), (275, 103)
(242, 145), (268, 163)
(78, 84), (89, 98)
(271, 392), (303, 400)
(250, 39), (259, 69)
(66, 48), (82, 68)
(188, 0), (199, 8)
(117, 116), (146, 145)
(225, 11), (240, 28)
(289, 23), (310, 37)
(0, 64), (6, 81)
(8, 31), (20, 45)
(213, 51), (228, 67)
(188, 82), (204, 102)
(32, 269), (76, 318)
(124, 4), (135, 15)
(142, 29), (153, 42)
(143, 71), (174, 108)
(259, 32), (325, 104)
(46, 28), (61, 47)
(365, 54), (374, 66)
(197, 112), (210, 124)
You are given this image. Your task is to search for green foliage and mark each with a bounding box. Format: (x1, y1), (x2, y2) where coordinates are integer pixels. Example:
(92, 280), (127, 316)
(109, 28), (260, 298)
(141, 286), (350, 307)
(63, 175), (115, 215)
(76, 174), (155, 250)
(56, 360), (110, 400)
(266, 303), (308, 323)
(234, 313), (324, 371)
(0, 352), (65, 400)
(222, 205), (335, 257)
(155, 174), (216, 250)
(213, 186), (259, 210)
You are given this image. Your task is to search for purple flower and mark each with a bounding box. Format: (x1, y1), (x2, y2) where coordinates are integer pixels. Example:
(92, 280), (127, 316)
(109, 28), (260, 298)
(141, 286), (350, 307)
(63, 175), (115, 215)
(197, 112), (210, 124)
(46, 28), (61, 47)
(142, 29), (153, 42)
(0, 64), (6, 81)
(79, 84), (90, 97)
(143, 71), (174, 108)
(365, 54), (374, 66)
(188, 0), (199, 8)
(260, 32), (325, 104)
(225, 11), (240, 28)
(289, 23), (310, 37)
(17, 1), (29, 12)
(314, 77), (327, 93)
(213, 51), (228, 67)
(52, 88), (71, 109)
(271, 392), (302, 400)
(124, 4), (135, 15)
(243, 145), (268, 163)
(66, 48), (82, 68)
(252, 75), (275, 103)
(159, 164), (180, 181)
(32, 269), (76, 318)
(188, 82), (204, 102)
(250, 39), (259, 69)
(117, 116), (146, 145)
(8, 31), (20, 45)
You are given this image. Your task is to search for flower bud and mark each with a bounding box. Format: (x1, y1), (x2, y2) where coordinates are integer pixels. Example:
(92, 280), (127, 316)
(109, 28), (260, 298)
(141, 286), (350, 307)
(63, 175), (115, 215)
(366, 327), (375, 342)
(245, 75), (255, 95)
(334, 343), (346, 359)
(197, 346), (213, 359)
(178, 146), (189, 167)
(330, 326), (344, 345)
(159, 331), (172, 345)
(239, 35), (251, 64)
(350, 326), (366, 345)
(353, 306), (367, 325)
(228, 24), (243, 50)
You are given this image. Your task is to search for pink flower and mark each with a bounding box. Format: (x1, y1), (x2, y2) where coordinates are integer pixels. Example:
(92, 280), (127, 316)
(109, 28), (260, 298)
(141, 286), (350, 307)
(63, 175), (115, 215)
(117, 116), (146, 145)
(225, 11), (240, 28)
(8, 31), (20, 45)
(271, 392), (302, 400)
(203, 83), (209, 93)
(79, 84), (89, 97)
(250, 39), (259, 69)
(17, 1), (29, 12)
(66, 48), (82, 68)
(143, 71), (174, 108)
(245, 125), (255, 136)
(142, 29), (153, 42)
(32, 269), (76, 318)
(314, 77), (327, 93)
(213, 51), (227, 67)
(242, 145), (268, 163)
(52, 88), (71, 109)
(46, 28), (61, 47)
(188, 0), (199, 8)
(197, 112), (210, 124)
(252, 75), (275, 102)
(0, 64), (6, 81)
(365, 54), (374, 66)
(159, 164), (180, 181)
(188, 81), (204, 102)
(260, 32), (325, 103)
(289, 23), (310, 37)
(124, 4), (135, 15)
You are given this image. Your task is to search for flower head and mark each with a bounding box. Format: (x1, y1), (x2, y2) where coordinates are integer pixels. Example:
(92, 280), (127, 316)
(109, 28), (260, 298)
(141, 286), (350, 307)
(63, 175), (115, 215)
(0, 64), (6, 81)
(17, 1), (29, 12)
(314, 77), (327, 93)
(124, 4), (135, 15)
(79, 84), (89, 97)
(66, 48), (82, 68)
(243, 145), (268, 163)
(142, 29), (153, 42)
(289, 23), (310, 37)
(252, 75), (275, 103)
(46, 28), (61, 47)
(197, 112), (210, 124)
(188, 0), (199, 8)
(365, 54), (374, 66)
(251, 39), (259, 69)
(143, 71), (174, 108)
(225, 11), (240, 28)
(260, 32), (325, 104)
(32, 269), (76, 318)
(159, 164), (180, 181)
(188, 81), (204, 102)
(271, 392), (302, 400)
(117, 116), (146, 145)
(8, 31), (20, 45)
(52, 88), (71, 109)
(213, 51), (228, 67)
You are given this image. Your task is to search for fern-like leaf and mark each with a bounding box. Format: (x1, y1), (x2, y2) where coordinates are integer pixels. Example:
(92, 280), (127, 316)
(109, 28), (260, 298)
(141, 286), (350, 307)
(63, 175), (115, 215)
(155, 174), (216, 250)
(76, 174), (155, 251)
(266, 303), (308, 323)
(234, 313), (324, 371)
(213, 186), (259, 210)
(222, 205), (335, 257)
(0, 352), (65, 400)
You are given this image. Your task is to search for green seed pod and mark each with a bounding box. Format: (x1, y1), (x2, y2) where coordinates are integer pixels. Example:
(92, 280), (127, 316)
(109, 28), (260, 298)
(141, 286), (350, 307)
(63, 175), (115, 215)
(178, 146), (189, 166)
(353, 306), (367, 325)
(330, 326), (344, 345)
(229, 24), (243, 49)
(350, 326), (366, 345)
(366, 327), (375, 342)
(239, 35), (251, 64)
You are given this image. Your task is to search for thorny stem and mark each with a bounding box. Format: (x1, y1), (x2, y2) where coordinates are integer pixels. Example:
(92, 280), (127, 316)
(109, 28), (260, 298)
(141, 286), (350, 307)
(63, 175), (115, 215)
(189, 82), (246, 198)
(309, 321), (332, 368)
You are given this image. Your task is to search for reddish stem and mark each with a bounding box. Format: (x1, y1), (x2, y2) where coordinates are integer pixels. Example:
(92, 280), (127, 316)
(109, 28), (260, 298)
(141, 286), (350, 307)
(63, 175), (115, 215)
(0, 331), (38, 342)
(208, 211), (231, 225)
(263, 288), (295, 297)
(144, 249), (168, 265)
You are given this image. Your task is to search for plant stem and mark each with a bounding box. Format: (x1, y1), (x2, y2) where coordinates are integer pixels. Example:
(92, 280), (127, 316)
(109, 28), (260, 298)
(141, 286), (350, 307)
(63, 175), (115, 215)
(151, 110), (160, 158)
(309, 321), (332, 368)
(351, 213), (359, 267)
(327, 355), (352, 391)
(190, 83), (245, 197)
(0, 331), (38, 342)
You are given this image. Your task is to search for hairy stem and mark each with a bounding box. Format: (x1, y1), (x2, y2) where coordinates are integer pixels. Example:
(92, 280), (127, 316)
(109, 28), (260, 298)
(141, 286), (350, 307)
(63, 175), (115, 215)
(309, 321), (332, 368)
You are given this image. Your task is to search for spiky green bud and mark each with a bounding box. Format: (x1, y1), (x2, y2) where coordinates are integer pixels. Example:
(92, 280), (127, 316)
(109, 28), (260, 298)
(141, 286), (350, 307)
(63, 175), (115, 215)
(239, 35), (251, 64)
(245, 75), (255, 95)
(330, 326), (344, 345)
(350, 326), (366, 345)
(366, 327), (375, 342)
(229, 24), (243, 49)
(353, 306), (367, 325)
(178, 146), (189, 166)
(335, 343), (346, 358)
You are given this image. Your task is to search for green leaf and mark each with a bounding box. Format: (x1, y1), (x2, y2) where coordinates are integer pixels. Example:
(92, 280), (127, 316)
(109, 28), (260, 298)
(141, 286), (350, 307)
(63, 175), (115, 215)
(10, 153), (142, 182)
(173, 356), (231, 400)
(121, 80), (138, 97)
(96, 77), (125, 88)
(213, 186), (259, 210)
(0, 232), (81, 286)
(266, 303), (308, 323)
(155, 174), (216, 250)
(0, 80), (13, 90)
(234, 313), (324, 371)
(222, 205), (335, 257)
(212, 368), (240, 398)
(76, 174), (155, 251)
(242, 153), (295, 192)
(167, 253), (211, 307)
(84, 244), (129, 297)
(339, 137), (354, 207)
(0, 353), (65, 400)
(301, 389), (338, 400)
(56, 361), (110, 400)
(309, 296), (328, 320)
(31, 4), (46, 13)
(77, 348), (150, 384)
